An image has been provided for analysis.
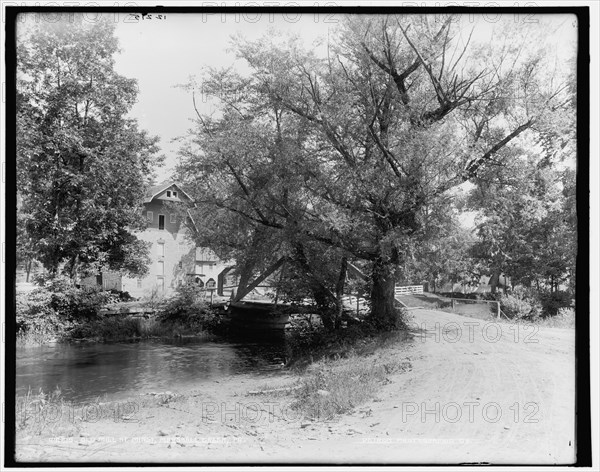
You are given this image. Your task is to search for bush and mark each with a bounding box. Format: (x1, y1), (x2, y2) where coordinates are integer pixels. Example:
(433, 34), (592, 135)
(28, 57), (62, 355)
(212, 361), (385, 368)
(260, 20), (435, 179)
(499, 289), (543, 321)
(16, 289), (74, 339)
(17, 276), (114, 343)
(67, 316), (143, 341)
(500, 294), (532, 319)
(44, 277), (112, 320)
(539, 291), (573, 318)
(158, 283), (219, 330)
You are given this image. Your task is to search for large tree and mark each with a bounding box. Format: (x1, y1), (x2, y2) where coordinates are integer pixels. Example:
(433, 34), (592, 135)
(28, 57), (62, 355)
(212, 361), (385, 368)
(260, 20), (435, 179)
(17, 15), (162, 280)
(179, 15), (575, 327)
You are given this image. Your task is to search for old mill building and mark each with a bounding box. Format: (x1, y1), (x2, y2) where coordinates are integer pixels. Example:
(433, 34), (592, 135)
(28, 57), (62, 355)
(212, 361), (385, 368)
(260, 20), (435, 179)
(92, 181), (231, 298)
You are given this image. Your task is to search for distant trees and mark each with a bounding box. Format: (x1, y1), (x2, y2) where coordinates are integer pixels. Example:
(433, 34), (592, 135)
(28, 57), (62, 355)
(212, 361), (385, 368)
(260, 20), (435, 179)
(469, 158), (576, 295)
(17, 15), (162, 280)
(177, 14), (576, 327)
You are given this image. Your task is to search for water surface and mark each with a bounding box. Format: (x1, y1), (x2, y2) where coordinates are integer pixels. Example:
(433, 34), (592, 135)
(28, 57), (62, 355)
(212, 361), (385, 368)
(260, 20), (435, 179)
(16, 337), (286, 402)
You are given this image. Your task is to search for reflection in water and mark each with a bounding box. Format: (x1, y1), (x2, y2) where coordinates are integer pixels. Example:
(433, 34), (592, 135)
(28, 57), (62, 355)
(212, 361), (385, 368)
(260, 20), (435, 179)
(16, 338), (286, 402)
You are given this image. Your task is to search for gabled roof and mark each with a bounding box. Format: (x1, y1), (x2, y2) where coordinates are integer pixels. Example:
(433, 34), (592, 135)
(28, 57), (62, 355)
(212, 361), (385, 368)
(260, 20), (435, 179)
(143, 181), (194, 204)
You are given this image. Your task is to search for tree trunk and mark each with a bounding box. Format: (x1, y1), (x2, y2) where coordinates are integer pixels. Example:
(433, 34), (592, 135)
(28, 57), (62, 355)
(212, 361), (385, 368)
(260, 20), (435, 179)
(314, 285), (335, 331)
(370, 258), (397, 329)
(26, 259), (32, 283)
(69, 253), (80, 282)
(490, 270), (501, 294)
(334, 256), (348, 330)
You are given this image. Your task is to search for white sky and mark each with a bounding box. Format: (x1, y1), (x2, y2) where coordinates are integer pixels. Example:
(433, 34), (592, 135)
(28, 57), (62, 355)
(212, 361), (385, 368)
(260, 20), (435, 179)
(113, 13), (337, 176)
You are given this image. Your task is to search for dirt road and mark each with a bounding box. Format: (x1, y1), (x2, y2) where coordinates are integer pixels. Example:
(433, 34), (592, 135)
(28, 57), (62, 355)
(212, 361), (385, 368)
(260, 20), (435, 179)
(15, 308), (576, 464)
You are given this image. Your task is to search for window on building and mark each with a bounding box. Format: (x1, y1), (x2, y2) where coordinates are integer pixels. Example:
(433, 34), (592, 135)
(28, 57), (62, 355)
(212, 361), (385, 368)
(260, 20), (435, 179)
(170, 214), (177, 224)
(166, 190), (171, 197)
(158, 215), (165, 230)
(147, 211), (153, 222)
(137, 278), (142, 288)
(172, 191), (178, 198)
(157, 261), (164, 275)
(157, 242), (165, 258)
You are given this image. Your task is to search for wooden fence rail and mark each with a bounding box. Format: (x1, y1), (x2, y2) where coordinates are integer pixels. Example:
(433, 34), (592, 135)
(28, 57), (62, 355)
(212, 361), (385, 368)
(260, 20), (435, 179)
(394, 285), (424, 295)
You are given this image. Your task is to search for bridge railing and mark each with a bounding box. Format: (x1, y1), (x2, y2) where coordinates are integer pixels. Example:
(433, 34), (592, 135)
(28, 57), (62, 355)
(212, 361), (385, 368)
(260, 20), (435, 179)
(395, 285), (424, 295)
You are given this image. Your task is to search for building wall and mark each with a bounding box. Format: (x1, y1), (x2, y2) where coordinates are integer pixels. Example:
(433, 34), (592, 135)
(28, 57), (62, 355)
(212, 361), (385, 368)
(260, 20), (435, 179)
(81, 185), (228, 299)
(121, 197), (227, 299)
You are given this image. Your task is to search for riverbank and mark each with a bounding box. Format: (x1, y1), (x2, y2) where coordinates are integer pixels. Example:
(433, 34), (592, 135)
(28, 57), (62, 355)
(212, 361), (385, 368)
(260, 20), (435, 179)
(16, 315), (219, 347)
(14, 307), (575, 464)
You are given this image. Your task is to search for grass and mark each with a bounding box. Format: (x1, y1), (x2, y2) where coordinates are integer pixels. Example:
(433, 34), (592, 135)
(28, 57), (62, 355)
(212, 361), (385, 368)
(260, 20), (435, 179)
(16, 388), (81, 438)
(15, 385), (188, 439)
(266, 318), (415, 421)
(291, 351), (412, 421)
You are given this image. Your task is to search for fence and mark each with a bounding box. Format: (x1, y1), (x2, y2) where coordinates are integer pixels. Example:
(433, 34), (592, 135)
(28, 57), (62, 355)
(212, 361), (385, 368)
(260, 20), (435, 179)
(395, 285), (424, 295)
(342, 295), (370, 316)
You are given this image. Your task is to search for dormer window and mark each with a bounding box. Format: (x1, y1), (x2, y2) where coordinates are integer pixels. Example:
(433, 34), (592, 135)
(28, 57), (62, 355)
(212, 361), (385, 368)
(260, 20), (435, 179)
(166, 191), (171, 197)
(172, 191), (178, 198)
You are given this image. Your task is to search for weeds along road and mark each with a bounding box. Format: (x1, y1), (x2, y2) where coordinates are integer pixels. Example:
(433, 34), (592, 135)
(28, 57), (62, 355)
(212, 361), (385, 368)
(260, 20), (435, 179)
(15, 308), (576, 464)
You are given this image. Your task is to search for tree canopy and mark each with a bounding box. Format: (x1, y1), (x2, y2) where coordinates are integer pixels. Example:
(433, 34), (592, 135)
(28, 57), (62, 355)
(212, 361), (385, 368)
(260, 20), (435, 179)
(177, 14), (576, 327)
(17, 15), (163, 279)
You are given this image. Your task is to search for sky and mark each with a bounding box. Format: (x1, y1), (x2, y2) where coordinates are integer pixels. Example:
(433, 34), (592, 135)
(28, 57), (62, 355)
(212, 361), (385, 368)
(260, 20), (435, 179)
(113, 13), (337, 176)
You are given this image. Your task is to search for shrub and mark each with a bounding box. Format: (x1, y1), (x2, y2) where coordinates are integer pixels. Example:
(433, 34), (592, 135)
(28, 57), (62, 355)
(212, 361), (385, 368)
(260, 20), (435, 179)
(16, 289), (74, 338)
(539, 291), (573, 318)
(67, 316), (143, 341)
(158, 283), (219, 330)
(44, 277), (111, 320)
(499, 290), (543, 320)
(17, 276), (115, 343)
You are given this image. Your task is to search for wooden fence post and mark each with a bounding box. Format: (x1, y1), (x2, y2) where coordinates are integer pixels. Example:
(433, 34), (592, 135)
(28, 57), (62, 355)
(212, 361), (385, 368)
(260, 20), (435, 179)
(497, 301), (501, 319)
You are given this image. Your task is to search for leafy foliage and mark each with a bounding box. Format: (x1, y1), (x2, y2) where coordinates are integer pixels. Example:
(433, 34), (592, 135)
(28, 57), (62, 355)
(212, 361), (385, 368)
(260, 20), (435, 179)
(17, 15), (162, 279)
(499, 290), (542, 320)
(16, 277), (112, 339)
(177, 15), (575, 326)
(158, 283), (220, 330)
(469, 157), (576, 295)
